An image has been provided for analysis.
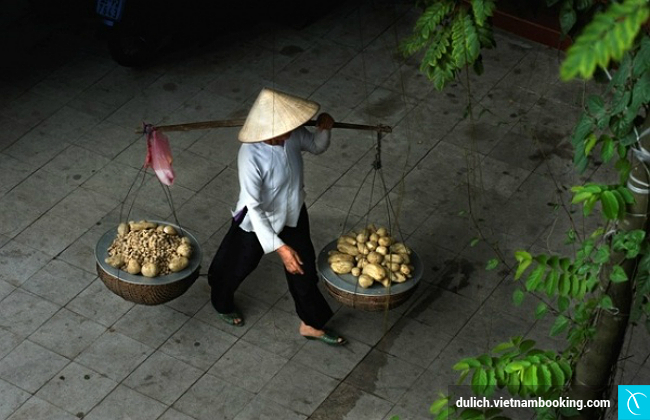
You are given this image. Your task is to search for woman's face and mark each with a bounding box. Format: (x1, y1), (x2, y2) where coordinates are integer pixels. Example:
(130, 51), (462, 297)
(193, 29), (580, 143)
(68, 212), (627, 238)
(264, 131), (291, 146)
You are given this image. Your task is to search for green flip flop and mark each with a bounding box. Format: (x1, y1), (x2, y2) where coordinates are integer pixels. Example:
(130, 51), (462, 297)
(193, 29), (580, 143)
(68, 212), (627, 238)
(304, 331), (347, 346)
(218, 311), (245, 327)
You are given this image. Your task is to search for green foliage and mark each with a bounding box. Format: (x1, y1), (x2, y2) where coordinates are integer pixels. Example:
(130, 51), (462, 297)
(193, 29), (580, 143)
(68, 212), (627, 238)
(569, 36), (650, 179)
(561, 0), (650, 80)
(400, 0), (496, 90)
(431, 338), (572, 419)
(570, 183), (635, 220)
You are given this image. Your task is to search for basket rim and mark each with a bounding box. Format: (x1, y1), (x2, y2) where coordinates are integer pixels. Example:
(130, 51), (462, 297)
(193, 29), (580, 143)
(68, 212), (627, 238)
(95, 219), (203, 286)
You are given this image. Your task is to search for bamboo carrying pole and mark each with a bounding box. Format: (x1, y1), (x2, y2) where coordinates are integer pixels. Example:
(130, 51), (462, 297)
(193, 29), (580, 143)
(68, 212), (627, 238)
(135, 119), (392, 134)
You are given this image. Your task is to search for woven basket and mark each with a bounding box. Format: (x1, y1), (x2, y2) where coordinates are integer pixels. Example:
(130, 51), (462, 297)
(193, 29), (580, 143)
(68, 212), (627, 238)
(95, 221), (202, 306)
(324, 281), (419, 311)
(97, 263), (199, 305)
(317, 239), (423, 312)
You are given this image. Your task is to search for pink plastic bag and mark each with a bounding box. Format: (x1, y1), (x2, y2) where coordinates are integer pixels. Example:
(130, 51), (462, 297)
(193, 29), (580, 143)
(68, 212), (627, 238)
(144, 128), (175, 186)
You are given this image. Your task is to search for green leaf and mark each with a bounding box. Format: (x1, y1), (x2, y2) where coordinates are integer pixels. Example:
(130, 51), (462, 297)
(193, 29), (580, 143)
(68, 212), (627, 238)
(592, 246), (610, 264)
(460, 408), (484, 420)
(513, 289), (525, 306)
(486, 258), (499, 270)
(519, 339), (536, 353)
(560, 0), (650, 80)
(545, 270), (560, 297)
(558, 296), (570, 312)
(492, 340), (515, 354)
(583, 194), (598, 216)
(505, 360), (530, 373)
(571, 191), (592, 204)
(600, 190), (620, 220)
(525, 265), (546, 292)
(610, 265), (628, 283)
(559, 0), (577, 35)
(550, 315), (570, 336)
(451, 11), (480, 68)
(548, 361), (566, 387)
(507, 371), (521, 395)
(523, 365), (539, 393)
(586, 95), (605, 118)
(600, 295), (614, 310)
(539, 364), (553, 393)
(535, 302), (549, 319)
(470, 237), (480, 247)
(472, 368), (488, 394)
(610, 189), (627, 219)
(601, 136), (615, 162)
(584, 133), (598, 156)
(617, 186), (635, 204)
(430, 397), (450, 415)
(558, 359), (572, 380)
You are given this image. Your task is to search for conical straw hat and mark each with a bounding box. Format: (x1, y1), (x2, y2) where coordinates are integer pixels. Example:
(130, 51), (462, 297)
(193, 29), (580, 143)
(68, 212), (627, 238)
(238, 88), (320, 143)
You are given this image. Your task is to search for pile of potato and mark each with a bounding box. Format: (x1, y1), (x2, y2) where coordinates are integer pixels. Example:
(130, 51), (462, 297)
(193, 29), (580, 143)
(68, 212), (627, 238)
(328, 224), (414, 288)
(105, 220), (192, 277)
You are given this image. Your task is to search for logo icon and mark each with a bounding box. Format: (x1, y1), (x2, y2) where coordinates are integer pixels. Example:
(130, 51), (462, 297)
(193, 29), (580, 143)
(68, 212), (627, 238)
(619, 385), (650, 420)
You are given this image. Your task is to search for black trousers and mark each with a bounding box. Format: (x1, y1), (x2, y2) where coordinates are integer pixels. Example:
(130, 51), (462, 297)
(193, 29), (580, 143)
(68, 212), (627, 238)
(208, 205), (333, 330)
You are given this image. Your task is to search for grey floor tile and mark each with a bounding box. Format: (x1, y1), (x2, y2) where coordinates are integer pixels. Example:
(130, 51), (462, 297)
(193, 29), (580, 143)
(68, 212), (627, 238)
(393, 357), (461, 419)
(173, 374), (254, 420)
(160, 318), (237, 371)
(0, 340), (69, 393)
(73, 121), (140, 159)
(113, 304), (189, 348)
(21, 259), (95, 306)
(29, 308), (106, 359)
(46, 187), (119, 229)
(1, 90), (67, 129)
(164, 277), (211, 316)
(43, 145), (109, 185)
(124, 351), (203, 405)
(0, 378), (31, 420)
(170, 150), (225, 193)
(233, 395), (307, 420)
(84, 385), (167, 420)
(0, 241), (51, 287)
(0, 279), (15, 302)
(35, 362), (117, 418)
(3, 127), (70, 167)
(173, 192), (235, 245)
(65, 279), (135, 327)
(186, 127), (241, 168)
(258, 360), (340, 415)
(326, 305), (401, 347)
(75, 330), (153, 382)
(405, 287), (480, 337)
(310, 382), (394, 420)
(456, 306), (535, 351)
(5, 396), (77, 420)
(241, 308), (308, 359)
(292, 336), (371, 380)
(345, 349), (422, 403)
(377, 317), (452, 369)
(0, 289), (59, 337)
(194, 292), (271, 338)
(57, 224), (111, 275)
(13, 212), (88, 257)
(158, 408), (198, 420)
(0, 330), (22, 361)
(0, 153), (35, 197)
(209, 340), (288, 394)
(0, 116), (31, 153)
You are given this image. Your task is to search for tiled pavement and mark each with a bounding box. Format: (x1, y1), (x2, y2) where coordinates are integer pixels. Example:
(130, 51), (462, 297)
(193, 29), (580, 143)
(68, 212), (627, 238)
(1, 1), (649, 419)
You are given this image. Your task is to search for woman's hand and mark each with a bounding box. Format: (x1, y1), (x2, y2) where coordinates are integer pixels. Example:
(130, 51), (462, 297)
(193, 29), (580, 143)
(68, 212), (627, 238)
(276, 245), (304, 275)
(316, 113), (334, 131)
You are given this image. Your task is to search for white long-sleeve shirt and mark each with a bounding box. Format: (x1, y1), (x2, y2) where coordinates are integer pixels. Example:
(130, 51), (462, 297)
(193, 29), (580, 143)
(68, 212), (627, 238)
(233, 126), (331, 254)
